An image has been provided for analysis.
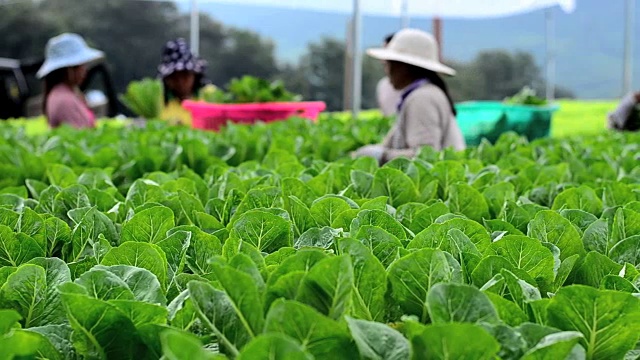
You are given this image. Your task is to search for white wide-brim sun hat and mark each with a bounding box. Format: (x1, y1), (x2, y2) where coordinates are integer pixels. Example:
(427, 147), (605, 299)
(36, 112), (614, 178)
(37, 33), (104, 79)
(367, 28), (456, 76)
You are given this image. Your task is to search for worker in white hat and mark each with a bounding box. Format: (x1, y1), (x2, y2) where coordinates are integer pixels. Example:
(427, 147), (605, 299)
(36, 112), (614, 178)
(353, 28), (466, 163)
(37, 33), (103, 128)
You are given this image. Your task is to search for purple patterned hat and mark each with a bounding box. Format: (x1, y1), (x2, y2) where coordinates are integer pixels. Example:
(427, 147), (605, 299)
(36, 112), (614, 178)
(158, 38), (206, 78)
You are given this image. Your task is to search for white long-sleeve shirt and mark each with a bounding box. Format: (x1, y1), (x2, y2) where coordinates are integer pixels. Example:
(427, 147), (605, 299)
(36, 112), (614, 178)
(376, 77), (402, 117)
(381, 83), (466, 161)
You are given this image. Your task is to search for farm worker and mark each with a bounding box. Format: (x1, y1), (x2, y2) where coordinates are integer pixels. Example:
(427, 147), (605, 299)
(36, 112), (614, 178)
(353, 28), (466, 163)
(376, 33), (403, 117)
(37, 33), (102, 128)
(158, 38), (209, 104)
(607, 92), (640, 131)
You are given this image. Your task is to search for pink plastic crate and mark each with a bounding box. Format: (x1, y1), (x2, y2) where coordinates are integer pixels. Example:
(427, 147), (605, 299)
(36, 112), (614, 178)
(182, 100), (327, 131)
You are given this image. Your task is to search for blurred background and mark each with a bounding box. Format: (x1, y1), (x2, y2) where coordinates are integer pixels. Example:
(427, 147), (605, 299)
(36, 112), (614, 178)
(0, 0), (637, 130)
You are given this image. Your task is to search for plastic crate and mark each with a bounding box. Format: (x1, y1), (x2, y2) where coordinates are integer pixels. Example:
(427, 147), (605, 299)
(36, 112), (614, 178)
(455, 101), (560, 145)
(182, 101), (327, 131)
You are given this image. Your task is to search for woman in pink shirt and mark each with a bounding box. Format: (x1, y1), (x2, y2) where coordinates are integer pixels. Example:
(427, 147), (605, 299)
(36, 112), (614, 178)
(37, 33), (104, 128)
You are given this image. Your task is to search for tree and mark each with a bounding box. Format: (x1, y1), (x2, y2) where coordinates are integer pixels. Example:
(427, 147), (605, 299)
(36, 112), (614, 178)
(447, 50), (574, 102)
(210, 28), (280, 86)
(472, 50), (540, 100)
(446, 59), (487, 103)
(0, 1), (61, 60)
(552, 86), (575, 99)
(284, 37), (383, 111)
(172, 15), (280, 87)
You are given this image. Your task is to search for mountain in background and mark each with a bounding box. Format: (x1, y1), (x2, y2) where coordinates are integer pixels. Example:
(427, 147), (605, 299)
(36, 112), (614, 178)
(179, 0), (638, 99)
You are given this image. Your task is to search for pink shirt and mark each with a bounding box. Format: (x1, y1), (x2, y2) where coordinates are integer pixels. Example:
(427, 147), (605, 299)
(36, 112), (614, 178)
(46, 84), (96, 128)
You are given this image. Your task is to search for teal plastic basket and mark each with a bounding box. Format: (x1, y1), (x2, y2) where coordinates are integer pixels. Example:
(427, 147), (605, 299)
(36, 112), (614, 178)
(455, 101), (559, 145)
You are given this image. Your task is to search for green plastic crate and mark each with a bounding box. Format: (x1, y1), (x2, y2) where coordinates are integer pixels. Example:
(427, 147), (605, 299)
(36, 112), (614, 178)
(455, 101), (560, 145)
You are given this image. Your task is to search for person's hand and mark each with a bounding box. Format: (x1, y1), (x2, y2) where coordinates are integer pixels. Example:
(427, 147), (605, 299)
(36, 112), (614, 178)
(352, 144), (385, 162)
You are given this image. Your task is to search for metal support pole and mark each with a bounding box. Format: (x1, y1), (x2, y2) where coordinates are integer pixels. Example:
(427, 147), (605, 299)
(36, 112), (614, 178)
(401, 0), (410, 28)
(545, 9), (556, 101)
(623, 0), (635, 95)
(351, 0), (362, 117)
(190, 0), (200, 55)
(344, 20), (354, 111)
(433, 17), (443, 61)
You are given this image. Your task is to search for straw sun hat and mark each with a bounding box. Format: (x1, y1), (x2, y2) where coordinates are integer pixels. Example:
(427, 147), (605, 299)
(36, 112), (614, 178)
(367, 28), (456, 76)
(37, 33), (104, 79)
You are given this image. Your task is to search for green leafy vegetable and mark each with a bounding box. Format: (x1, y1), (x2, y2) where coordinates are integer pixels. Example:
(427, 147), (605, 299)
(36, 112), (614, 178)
(120, 78), (164, 119)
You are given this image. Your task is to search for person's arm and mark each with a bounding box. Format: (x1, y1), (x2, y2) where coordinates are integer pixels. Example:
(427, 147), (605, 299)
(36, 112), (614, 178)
(382, 88), (446, 161)
(608, 92), (640, 129)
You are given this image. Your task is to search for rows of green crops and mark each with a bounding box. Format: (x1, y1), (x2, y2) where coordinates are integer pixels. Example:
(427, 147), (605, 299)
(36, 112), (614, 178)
(1, 116), (640, 360)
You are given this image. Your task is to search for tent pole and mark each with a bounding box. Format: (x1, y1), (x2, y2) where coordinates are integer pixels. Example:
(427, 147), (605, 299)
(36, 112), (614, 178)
(344, 19), (354, 111)
(401, 0), (410, 28)
(545, 8), (555, 101)
(623, 0), (635, 96)
(351, 0), (362, 117)
(190, 0), (199, 55)
(433, 17), (443, 61)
